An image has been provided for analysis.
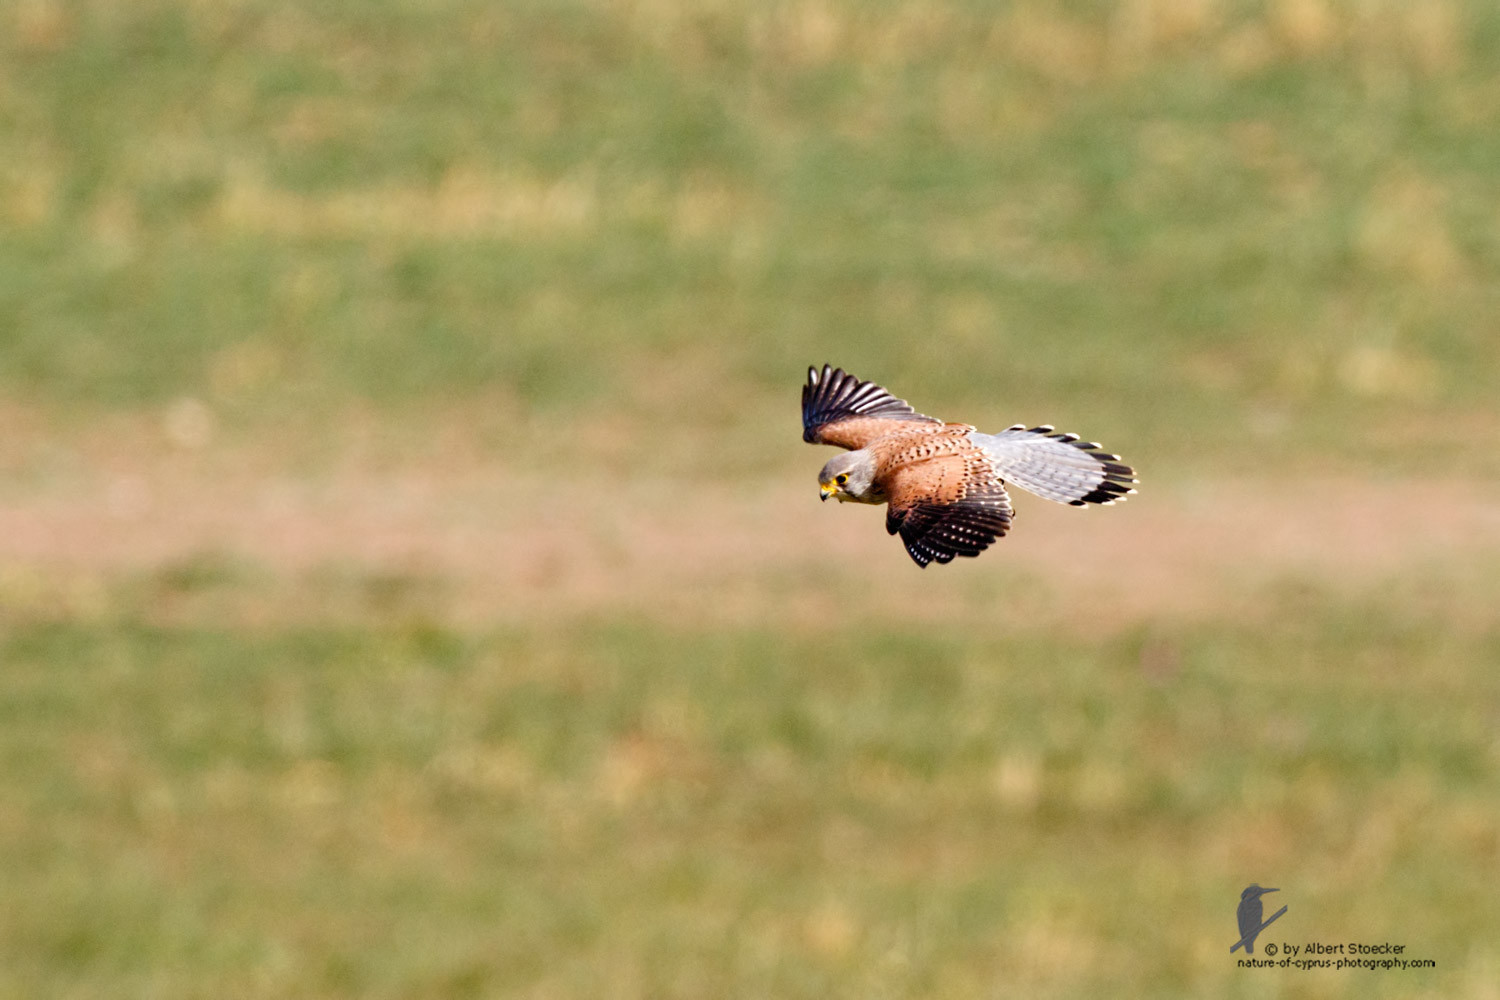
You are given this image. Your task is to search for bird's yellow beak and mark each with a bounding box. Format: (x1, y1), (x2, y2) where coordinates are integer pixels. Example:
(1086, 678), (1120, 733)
(820, 482), (837, 502)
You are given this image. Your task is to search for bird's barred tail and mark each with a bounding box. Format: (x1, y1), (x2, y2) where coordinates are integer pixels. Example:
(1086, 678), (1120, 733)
(971, 425), (1137, 506)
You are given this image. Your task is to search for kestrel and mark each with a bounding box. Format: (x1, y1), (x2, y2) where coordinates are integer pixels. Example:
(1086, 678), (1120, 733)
(803, 364), (1137, 567)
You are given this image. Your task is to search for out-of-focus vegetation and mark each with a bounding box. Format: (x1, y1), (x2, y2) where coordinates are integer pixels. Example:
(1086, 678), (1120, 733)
(2, 1), (1499, 997)
(3, 610), (1498, 998)
(5, 0), (1500, 468)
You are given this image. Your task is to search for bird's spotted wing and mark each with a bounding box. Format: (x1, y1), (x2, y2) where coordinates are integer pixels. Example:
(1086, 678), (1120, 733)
(802, 364), (940, 450)
(883, 451), (1012, 568)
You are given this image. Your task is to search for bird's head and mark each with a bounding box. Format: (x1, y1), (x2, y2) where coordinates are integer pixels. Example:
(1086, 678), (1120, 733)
(818, 451), (880, 504)
(1241, 885), (1278, 900)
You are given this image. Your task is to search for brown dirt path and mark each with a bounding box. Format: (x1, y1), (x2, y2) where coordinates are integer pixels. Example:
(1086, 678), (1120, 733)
(2, 418), (1497, 630)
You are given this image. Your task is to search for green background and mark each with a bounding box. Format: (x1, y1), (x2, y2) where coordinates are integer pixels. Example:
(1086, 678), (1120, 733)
(3, 1), (1498, 996)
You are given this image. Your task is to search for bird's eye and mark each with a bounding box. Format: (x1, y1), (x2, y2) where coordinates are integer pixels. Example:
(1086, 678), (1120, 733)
(835, 474), (848, 485)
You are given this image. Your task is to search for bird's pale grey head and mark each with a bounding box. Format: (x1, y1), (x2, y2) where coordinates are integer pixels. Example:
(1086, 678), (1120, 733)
(818, 450), (880, 504)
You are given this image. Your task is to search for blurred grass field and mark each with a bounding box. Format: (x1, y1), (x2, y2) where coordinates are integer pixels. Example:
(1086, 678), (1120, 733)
(3, 0), (1500, 997)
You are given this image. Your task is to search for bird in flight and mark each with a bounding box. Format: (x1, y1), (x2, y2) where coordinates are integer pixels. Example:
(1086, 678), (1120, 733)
(803, 364), (1137, 567)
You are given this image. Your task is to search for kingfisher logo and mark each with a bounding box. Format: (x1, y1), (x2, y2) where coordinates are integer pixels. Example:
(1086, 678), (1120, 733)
(1231, 887), (1436, 972)
(1230, 885), (1286, 954)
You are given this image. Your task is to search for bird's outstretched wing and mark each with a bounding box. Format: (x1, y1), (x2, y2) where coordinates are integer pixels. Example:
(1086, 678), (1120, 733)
(883, 451), (1012, 567)
(802, 365), (941, 450)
